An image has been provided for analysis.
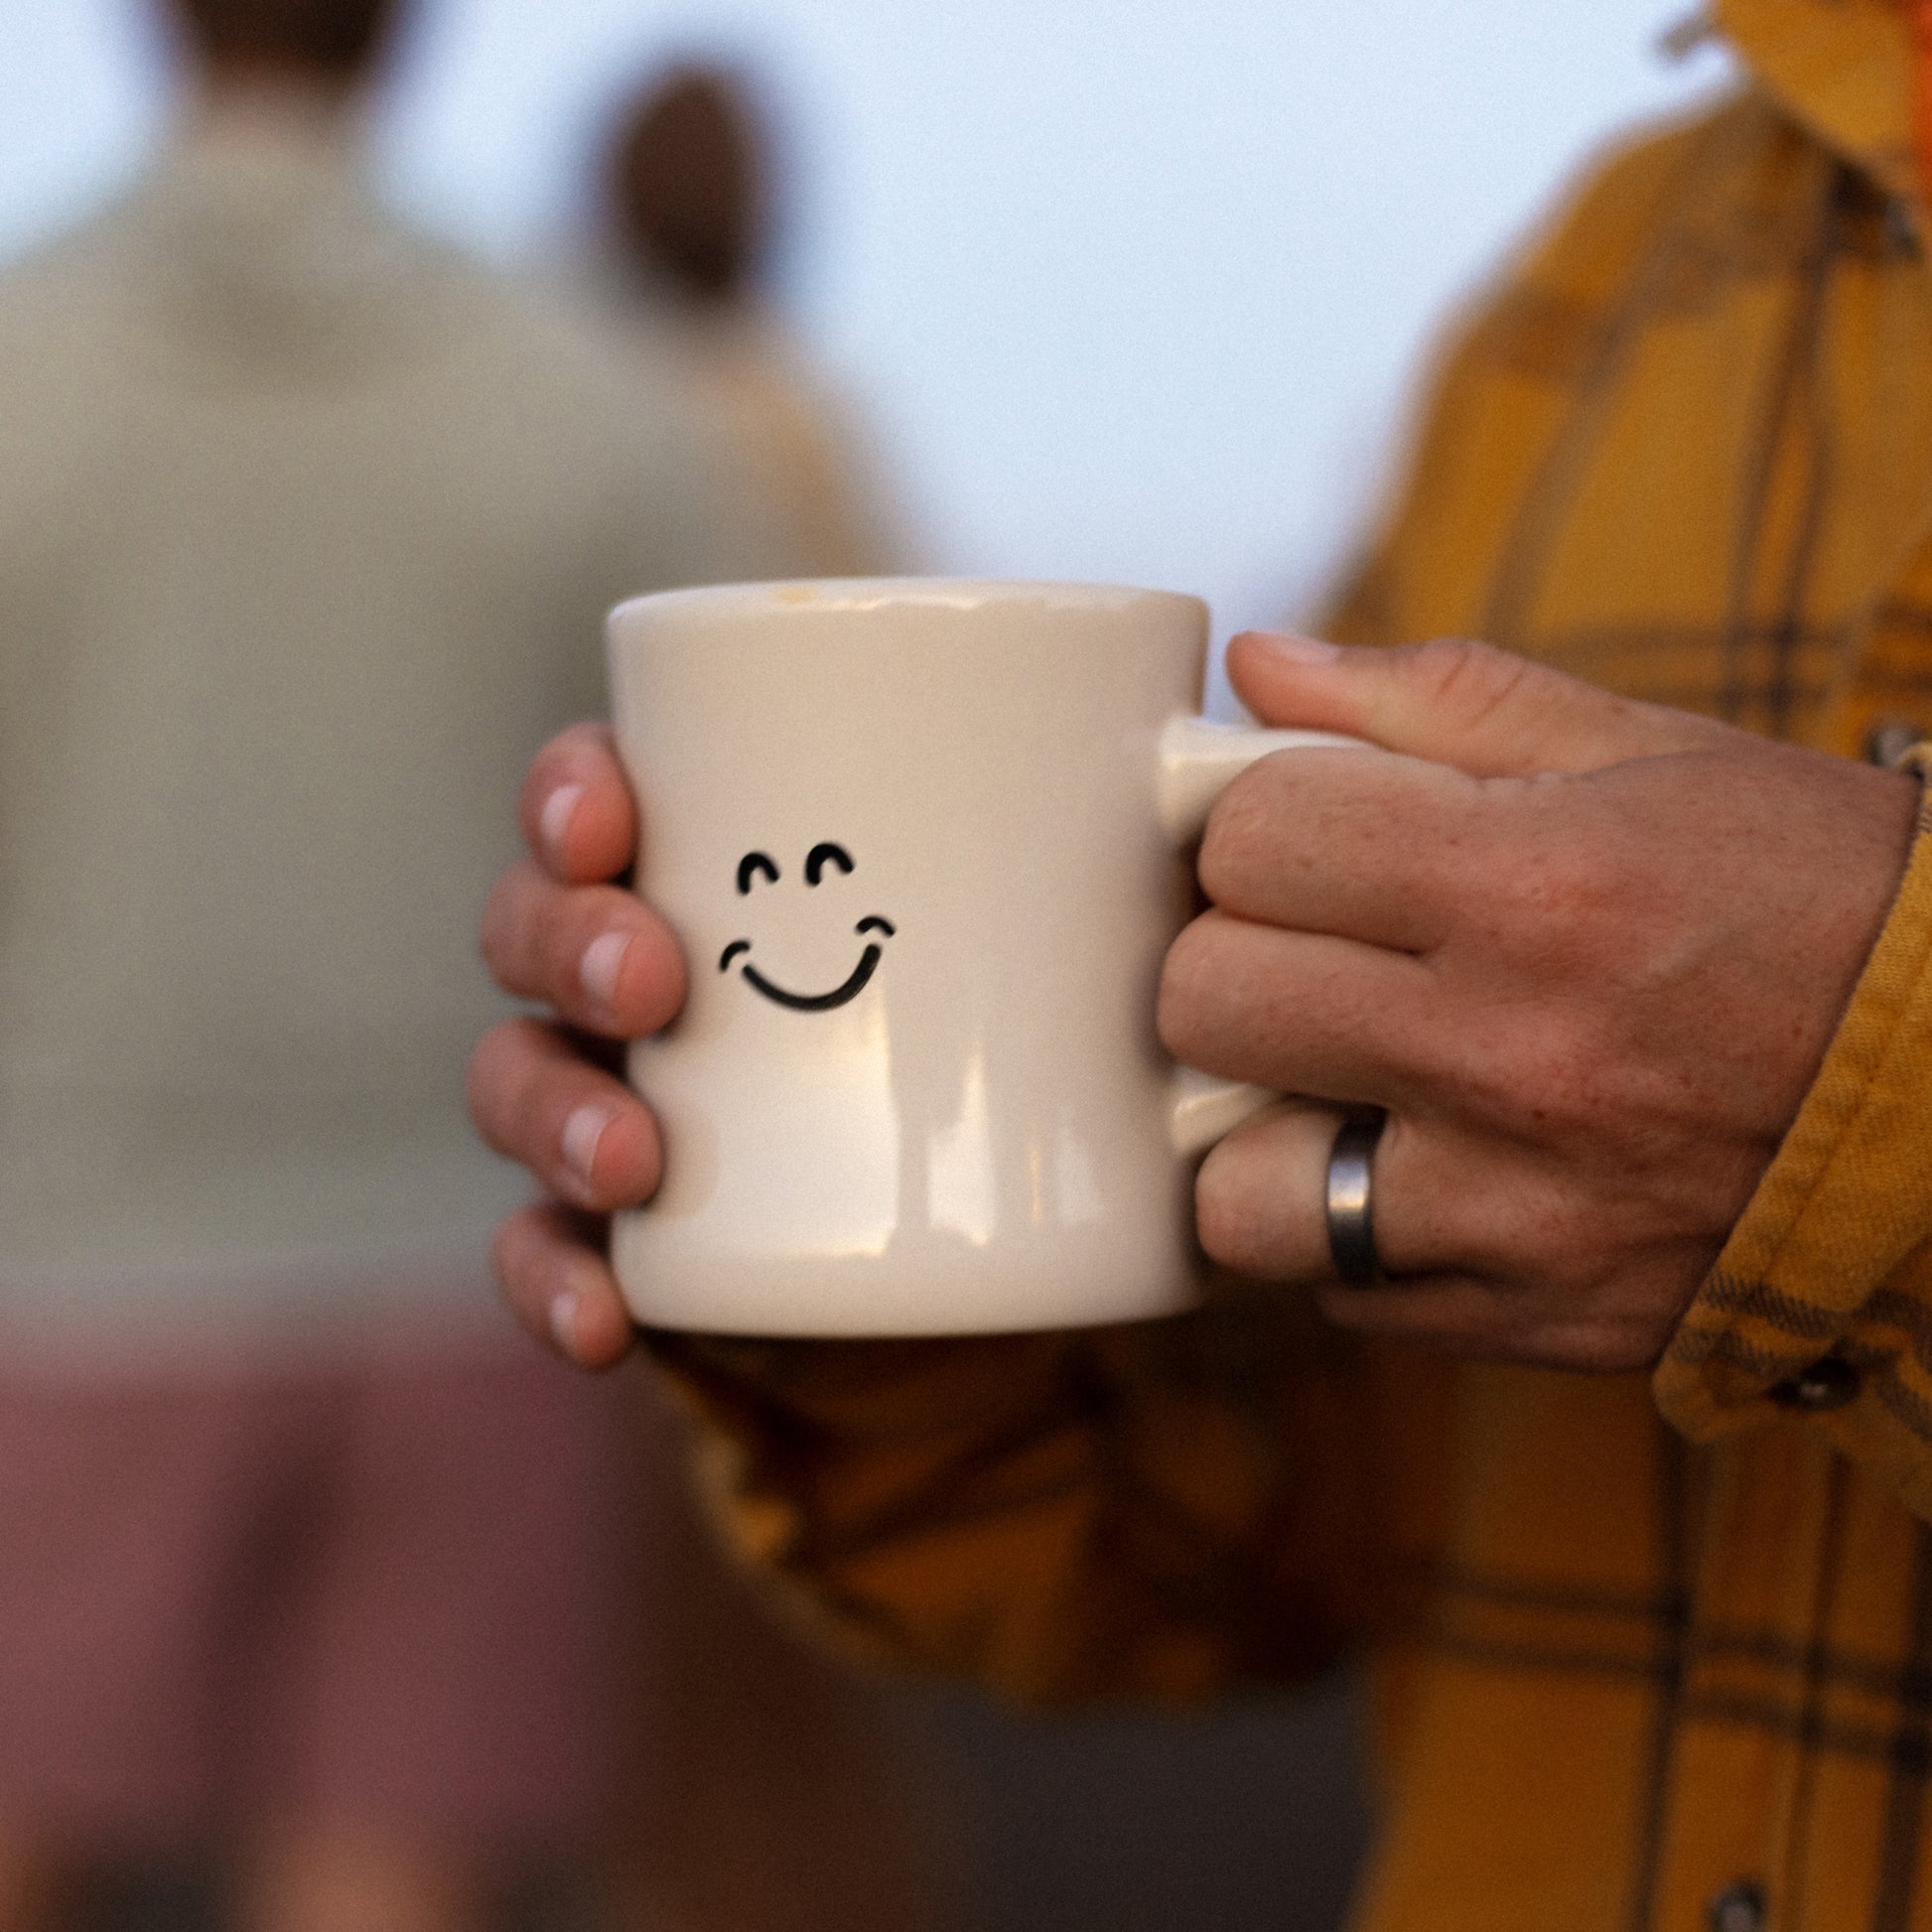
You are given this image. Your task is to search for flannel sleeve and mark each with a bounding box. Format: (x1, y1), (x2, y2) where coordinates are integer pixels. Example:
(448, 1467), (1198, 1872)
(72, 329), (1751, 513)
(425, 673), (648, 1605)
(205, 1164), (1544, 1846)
(639, 1292), (1415, 1705)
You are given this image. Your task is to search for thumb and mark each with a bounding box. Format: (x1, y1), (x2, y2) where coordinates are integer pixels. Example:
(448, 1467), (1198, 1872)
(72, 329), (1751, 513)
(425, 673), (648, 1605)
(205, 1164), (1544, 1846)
(1226, 631), (1731, 778)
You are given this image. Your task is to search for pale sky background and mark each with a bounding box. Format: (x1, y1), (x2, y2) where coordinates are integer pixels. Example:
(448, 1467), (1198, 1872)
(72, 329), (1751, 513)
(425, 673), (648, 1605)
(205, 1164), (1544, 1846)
(0, 0), (1733, 645)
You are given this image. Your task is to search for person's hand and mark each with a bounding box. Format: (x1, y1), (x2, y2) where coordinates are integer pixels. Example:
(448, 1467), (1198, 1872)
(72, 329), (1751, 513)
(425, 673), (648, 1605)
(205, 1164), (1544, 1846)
(469, 724), (675, 1368)
(1161, 631), (1921, 1372)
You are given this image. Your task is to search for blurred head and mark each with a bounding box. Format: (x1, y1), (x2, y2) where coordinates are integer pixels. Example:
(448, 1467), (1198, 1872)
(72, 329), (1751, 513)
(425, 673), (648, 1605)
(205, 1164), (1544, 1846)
(162, 0), (402, 86)
(607, 66), (769, 307)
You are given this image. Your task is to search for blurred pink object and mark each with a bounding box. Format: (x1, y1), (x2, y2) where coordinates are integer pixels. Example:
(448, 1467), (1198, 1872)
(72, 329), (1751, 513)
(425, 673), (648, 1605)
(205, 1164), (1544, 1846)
(0, 1321), (623, 1851)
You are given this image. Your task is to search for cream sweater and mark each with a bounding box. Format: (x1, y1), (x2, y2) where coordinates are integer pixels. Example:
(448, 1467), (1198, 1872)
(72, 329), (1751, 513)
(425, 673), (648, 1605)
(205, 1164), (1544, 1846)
(0, 103), (786, 1349)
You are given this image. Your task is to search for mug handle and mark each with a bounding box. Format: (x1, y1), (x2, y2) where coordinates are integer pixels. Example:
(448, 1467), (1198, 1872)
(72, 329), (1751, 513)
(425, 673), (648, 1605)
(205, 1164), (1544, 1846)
(1156, 714), (1370, 1159)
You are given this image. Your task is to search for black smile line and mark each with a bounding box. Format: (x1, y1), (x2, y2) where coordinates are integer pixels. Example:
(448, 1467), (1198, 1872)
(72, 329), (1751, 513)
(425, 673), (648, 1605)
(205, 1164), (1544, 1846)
(719, 917), (896, 1013)
(741, 946), (884, 1012)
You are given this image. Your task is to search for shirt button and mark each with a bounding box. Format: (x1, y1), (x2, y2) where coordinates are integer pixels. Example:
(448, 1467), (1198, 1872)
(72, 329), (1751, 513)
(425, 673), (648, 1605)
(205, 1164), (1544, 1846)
(1709, 1879), (1768, 1932)
(1863, 716), (1922, 768)
(1771, 1357), (1862, 1412)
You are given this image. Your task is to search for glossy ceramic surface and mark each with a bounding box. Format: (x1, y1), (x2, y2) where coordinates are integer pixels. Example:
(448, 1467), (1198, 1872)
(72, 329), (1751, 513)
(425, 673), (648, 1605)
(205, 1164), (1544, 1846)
(606, 579), (1340, 1335)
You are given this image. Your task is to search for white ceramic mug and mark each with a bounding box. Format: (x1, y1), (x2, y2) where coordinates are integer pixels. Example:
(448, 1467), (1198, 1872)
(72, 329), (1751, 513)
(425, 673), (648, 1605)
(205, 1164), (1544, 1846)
(606, 579), (1354, 1337)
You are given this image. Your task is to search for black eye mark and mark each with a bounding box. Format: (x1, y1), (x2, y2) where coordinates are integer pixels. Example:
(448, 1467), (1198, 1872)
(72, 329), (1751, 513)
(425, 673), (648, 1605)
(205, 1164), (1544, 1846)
(805, 842), (854, 886)
(737, 852), (779, 895)
(857, 916), (896, 938)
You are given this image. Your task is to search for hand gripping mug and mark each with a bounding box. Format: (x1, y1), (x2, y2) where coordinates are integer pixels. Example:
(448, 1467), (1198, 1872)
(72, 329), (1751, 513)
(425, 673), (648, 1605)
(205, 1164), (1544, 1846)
(606, 579), (1357, 1337)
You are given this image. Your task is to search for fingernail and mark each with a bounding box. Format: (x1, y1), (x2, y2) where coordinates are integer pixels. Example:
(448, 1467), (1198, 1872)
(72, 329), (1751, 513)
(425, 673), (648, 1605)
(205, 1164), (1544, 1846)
(540, 783), (587, 866)
(549, 1289), (582, 1356)
(562, 1104), (615, 1194)
(580, 931), (631, 1011)
(1252, 631), (1342, 665)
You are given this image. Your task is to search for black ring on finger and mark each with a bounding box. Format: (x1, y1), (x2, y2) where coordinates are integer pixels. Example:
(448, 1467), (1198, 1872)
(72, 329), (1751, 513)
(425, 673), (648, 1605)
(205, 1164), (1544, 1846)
(1325, 1111), (1387, 1288)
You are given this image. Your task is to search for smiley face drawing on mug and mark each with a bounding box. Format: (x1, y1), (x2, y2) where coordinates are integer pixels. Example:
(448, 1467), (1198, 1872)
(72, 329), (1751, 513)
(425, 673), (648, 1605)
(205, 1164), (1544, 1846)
(717, 842), (897, 1013)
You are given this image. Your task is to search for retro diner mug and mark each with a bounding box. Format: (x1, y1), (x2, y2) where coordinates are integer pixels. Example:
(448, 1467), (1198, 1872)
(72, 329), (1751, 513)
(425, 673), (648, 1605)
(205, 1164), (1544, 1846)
(606, 578), (1359, 1337)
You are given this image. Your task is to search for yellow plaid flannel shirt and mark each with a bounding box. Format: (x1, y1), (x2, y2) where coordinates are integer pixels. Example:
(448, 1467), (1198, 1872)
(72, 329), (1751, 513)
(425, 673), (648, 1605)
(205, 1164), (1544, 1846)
(648, 2), (1932, 1923)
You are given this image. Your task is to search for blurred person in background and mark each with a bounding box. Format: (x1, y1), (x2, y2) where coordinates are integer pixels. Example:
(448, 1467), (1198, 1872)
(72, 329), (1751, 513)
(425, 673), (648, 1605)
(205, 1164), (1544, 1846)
(474, 0), (1932, 1927)
(602, 62), (908, 581)
(589, 61), (956, 1932)
(0, 0), (797, 1926)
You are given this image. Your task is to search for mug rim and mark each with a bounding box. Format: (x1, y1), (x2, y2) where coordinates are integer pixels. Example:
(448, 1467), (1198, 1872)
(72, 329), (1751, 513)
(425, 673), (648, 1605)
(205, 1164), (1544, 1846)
(610, 576), (1206, 628)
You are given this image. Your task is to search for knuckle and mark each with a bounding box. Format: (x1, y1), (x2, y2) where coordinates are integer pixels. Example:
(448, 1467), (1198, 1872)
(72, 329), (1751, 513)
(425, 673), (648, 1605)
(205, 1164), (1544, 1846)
(1484, 1017), (1617, 1143)
(1193, 1160), (1263, 1273)
(1439, 1019), (1557, 1138)
(1197, 766), (1287, 905)
(1157, 917), (1225, 1060)
(1192, 1124), (1323, 1281)
(1407, 635), (1540, 736)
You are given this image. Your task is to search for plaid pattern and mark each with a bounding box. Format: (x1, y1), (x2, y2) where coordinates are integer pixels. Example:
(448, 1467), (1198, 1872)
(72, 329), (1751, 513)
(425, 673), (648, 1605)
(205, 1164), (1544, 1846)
(649, 6), (1932, 1926)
